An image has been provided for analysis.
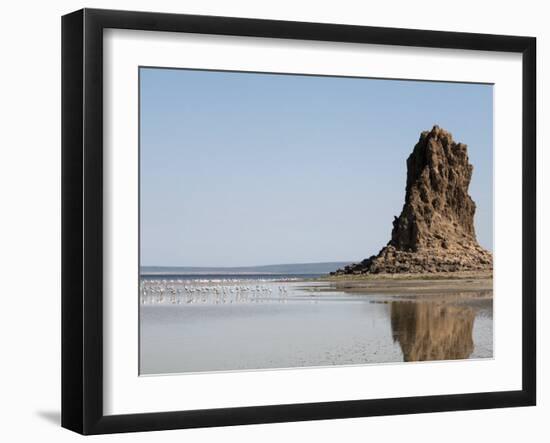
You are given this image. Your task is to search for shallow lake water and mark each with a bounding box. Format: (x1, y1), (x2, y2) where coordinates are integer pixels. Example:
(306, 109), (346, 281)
(139, 277), (493, 375)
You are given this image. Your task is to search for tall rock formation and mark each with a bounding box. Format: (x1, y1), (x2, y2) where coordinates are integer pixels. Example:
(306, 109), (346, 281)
(334, 125), (492, 275)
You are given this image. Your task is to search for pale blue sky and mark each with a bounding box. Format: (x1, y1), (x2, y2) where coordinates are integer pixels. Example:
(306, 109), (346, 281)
(140, 68), (493, 267)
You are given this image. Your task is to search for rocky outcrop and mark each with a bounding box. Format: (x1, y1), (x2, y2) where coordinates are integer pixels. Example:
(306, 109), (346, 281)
(333, 125), (492, 275)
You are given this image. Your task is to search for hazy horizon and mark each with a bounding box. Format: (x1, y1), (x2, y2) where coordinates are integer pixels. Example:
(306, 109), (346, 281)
(140, 68), (493, 267)
(141, 260), (353, 268)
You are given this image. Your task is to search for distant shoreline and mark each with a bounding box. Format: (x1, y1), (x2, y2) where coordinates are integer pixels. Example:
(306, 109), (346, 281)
(140, 261), (353, 276)
(140, 272), (323, 276)
(140, 269), (492, 280)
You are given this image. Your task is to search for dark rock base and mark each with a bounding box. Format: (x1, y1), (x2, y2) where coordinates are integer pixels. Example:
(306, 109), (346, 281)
(332, 244), (493, 276)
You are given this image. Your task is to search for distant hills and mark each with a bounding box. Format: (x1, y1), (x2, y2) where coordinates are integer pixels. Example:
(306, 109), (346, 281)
(141, 262), (353, 276)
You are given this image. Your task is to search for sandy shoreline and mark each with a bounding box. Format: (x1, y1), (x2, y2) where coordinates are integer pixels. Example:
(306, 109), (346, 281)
(309, 271), (493, 296)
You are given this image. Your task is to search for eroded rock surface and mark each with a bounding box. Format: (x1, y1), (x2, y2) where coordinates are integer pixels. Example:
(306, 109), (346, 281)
(333, 126), (492, 275)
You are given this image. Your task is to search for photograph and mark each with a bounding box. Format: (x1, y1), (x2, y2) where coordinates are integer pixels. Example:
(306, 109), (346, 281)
(0, 0), (543, 438)
(138, 67), (494, 375)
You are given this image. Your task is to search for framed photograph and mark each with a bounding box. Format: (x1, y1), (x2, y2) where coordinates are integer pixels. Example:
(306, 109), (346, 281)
(61, 8), (536, 435)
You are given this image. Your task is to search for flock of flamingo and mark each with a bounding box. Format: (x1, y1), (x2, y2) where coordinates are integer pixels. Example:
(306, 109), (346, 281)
(140, 279), (291, 305)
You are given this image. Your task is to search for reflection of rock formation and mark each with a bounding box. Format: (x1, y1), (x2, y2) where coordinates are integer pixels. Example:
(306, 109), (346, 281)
(333, 126), (493, 275)
(390, 301), (475, 362)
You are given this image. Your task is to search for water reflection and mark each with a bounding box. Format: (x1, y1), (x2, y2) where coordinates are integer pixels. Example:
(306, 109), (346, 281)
(140, 277), (492, 373)
(390, 300), (475, 362)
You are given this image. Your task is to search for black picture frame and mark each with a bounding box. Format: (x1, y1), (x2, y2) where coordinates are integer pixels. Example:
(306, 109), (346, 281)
(62, 8), (536, 435)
